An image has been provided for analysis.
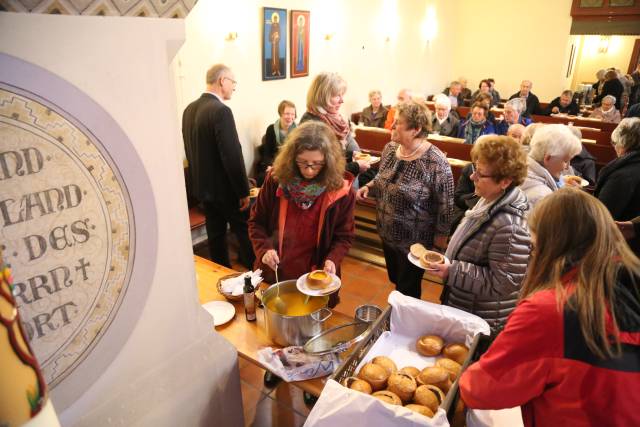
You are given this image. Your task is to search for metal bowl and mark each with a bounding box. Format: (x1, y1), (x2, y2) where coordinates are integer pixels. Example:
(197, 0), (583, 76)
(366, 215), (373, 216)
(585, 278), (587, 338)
(354, 304), (383, 323)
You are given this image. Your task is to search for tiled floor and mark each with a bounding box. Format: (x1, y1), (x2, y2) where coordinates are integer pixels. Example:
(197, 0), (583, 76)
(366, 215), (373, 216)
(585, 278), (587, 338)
(194, 242), (443, 426)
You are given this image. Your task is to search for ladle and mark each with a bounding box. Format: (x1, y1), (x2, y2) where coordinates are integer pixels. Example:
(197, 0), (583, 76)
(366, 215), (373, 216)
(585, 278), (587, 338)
(272, 263), (287, 314)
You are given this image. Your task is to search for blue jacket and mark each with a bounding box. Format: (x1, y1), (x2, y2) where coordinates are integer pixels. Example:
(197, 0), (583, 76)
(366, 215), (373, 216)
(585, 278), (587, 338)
(495, 116), (532, 135)
(458, 120), (496, 144)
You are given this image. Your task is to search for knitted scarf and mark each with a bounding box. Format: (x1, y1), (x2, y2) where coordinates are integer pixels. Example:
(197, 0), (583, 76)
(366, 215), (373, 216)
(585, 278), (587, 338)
(464, 119), (485, 145)
(310, 107), (350, 144)
(280, 177), (326, 210)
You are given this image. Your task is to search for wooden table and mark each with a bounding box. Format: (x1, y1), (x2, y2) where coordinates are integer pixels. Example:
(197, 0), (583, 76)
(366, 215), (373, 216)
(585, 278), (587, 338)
(195, 255), (356, 397)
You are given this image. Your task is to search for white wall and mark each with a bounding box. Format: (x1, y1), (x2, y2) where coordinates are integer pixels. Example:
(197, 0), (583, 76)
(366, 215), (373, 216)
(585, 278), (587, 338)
(0, 11), (242, 426)
(174, 0), (457, 171)
(448, 0), (574, 103)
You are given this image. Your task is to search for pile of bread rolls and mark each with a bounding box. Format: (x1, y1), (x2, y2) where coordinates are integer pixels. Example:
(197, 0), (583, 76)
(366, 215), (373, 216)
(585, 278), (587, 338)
(340, 335), (468, 419)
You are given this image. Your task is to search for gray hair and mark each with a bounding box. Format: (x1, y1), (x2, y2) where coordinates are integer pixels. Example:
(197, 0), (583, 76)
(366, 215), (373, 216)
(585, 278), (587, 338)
(611, 118), (640, 152)
(433, 93), (451, 109)
(505, 98), (525, 114)
(450, 80), (462, 88)
(206, 64), (231, 85)
(521, 123), (544, 145)
(368, 90), (382, 100)
(596, 69), (606, 80)
(561, 90), (573, 97)
(529, 124), (582, 162)
(602, 95), (616, 105)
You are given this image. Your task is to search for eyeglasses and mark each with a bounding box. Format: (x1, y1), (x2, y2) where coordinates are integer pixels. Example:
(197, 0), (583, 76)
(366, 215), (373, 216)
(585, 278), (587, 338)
(470, 163), (495, 180)
(296, 161), (325, 170)
(223, 77), (237, 86)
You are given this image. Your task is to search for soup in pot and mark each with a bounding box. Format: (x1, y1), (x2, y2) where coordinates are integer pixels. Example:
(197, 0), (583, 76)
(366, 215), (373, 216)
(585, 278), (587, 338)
(265, 292), (326, 316)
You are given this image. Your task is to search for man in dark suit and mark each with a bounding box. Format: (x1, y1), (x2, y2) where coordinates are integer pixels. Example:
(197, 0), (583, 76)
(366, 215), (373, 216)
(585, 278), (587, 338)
(431, 94), (460, 137)
(509, 80), (540, 117)
(182, 64), (255, 269)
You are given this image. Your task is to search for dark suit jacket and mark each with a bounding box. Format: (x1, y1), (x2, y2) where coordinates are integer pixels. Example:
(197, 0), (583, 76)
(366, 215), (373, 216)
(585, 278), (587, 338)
(182, 93), (249, 206)
(509, 92), (540, 117)
(431, 114), (460, 137)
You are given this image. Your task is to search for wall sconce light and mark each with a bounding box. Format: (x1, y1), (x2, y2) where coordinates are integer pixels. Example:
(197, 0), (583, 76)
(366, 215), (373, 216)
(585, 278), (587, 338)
(598, 36), (609, 54)
(324, 33), (334, 41)
(225, 32), (238, 41)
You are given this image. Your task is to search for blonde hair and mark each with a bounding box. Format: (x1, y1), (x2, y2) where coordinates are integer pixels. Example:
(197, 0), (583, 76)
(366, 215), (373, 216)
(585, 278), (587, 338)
(368, 90), (382, 101)
(306, 72), (347, 112)
(471, 135), (528, 185)
(522, 188), (640, 359)
(272, 121), (346, 191)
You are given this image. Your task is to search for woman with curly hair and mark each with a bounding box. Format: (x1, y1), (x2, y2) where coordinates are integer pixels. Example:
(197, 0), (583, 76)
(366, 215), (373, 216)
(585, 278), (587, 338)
(429, 135), (531, 335)
(460, 188), (640, 426)
(248, 121), (356, 307)
(357, 101), (454, 299)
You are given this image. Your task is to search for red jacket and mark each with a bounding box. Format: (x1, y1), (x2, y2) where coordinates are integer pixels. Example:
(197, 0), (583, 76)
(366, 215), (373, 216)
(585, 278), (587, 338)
(459, 269), (640, 427)
(248, 172), (356, 283)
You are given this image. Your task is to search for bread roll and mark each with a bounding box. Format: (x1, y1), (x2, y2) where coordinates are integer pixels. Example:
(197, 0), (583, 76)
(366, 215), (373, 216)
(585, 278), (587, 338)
(405, 404), (434, 418)
(416, 335), (444, 356)
(358, 363), (389, 391)
(443, 343), (469, 365)
(306, 270), (332, 289)
(420, 251), (445, 268)
(341, 376), (372, 394)
(410, 243), (427, 258)
(435, 358), (462, 381)
(399, 366), (420, 379)
(387, 372), (417, 403)
(372, 390), (402, 406)
(417, 366), (451, 392)
(372, 356), (397, 375)
(413, 385), (440, 413)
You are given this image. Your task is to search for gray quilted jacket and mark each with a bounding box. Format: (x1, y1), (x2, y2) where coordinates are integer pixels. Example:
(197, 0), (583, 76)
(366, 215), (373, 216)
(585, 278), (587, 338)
(443, 186), (531, 334)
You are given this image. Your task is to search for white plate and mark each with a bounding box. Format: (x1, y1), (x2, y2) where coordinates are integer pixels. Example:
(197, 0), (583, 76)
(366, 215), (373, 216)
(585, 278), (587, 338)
(407, 252), (450, 271)
(560, 176), (589, 187)
(296, 272), (342, 296)
(202, 300), (236, 326)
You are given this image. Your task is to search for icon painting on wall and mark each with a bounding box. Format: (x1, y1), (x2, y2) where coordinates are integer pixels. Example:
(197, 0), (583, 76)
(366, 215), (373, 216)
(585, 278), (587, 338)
(262, 7), (287, 81)
(290, 10), (310, 78)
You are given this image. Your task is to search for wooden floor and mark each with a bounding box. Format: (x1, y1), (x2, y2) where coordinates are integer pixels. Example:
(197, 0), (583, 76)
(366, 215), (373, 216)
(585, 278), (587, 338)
(196, 243), (444, 426)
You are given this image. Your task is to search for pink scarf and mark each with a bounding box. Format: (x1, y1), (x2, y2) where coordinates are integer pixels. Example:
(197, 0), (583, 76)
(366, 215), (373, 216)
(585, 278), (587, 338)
(311, 108), (350, 142)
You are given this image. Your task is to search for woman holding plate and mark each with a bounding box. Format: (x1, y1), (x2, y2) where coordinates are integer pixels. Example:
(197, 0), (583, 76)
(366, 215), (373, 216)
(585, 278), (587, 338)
(356, 101), (454, 299)
(428, 135), (531, 335)
(249, 121), (356, 309)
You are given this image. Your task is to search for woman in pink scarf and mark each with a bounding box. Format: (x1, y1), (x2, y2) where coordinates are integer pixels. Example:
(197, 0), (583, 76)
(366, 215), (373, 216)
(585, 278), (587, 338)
(300, 72), (370, 186)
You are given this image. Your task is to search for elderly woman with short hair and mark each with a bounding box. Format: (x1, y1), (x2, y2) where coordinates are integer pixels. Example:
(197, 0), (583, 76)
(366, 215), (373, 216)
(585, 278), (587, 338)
(458, 102), (496, 144)
(360, 90), (388, 128)
(429, 135), (531, 335)
(357, 101), (454, 298)
(301, 72), (370, 182)
(431, 94), (460, 137)
(590, 95), (622, 123)
(495, 98), (532, 135)
(520, 124), (583, 209)
(595, 118), (640, 254)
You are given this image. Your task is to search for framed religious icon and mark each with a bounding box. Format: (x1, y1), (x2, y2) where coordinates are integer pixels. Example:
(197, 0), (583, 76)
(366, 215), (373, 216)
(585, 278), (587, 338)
(262, 7), (287, 81)
(290, 10), (310, 78)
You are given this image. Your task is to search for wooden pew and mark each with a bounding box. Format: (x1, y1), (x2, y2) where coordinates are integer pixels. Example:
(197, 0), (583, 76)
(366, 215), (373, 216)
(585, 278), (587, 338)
(531, 114), (617, 132)
(355, 126), (391, 151)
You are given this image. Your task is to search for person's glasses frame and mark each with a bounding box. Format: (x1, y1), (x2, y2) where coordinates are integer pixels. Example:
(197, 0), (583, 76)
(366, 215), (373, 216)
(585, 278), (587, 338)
(296, 161), (325, 171)
(223, 77), (238, 86)
(470, 162), (495, 180)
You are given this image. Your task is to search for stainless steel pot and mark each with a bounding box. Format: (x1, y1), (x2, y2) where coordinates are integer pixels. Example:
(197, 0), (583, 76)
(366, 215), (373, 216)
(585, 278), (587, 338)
(259, 280), (332, 347)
